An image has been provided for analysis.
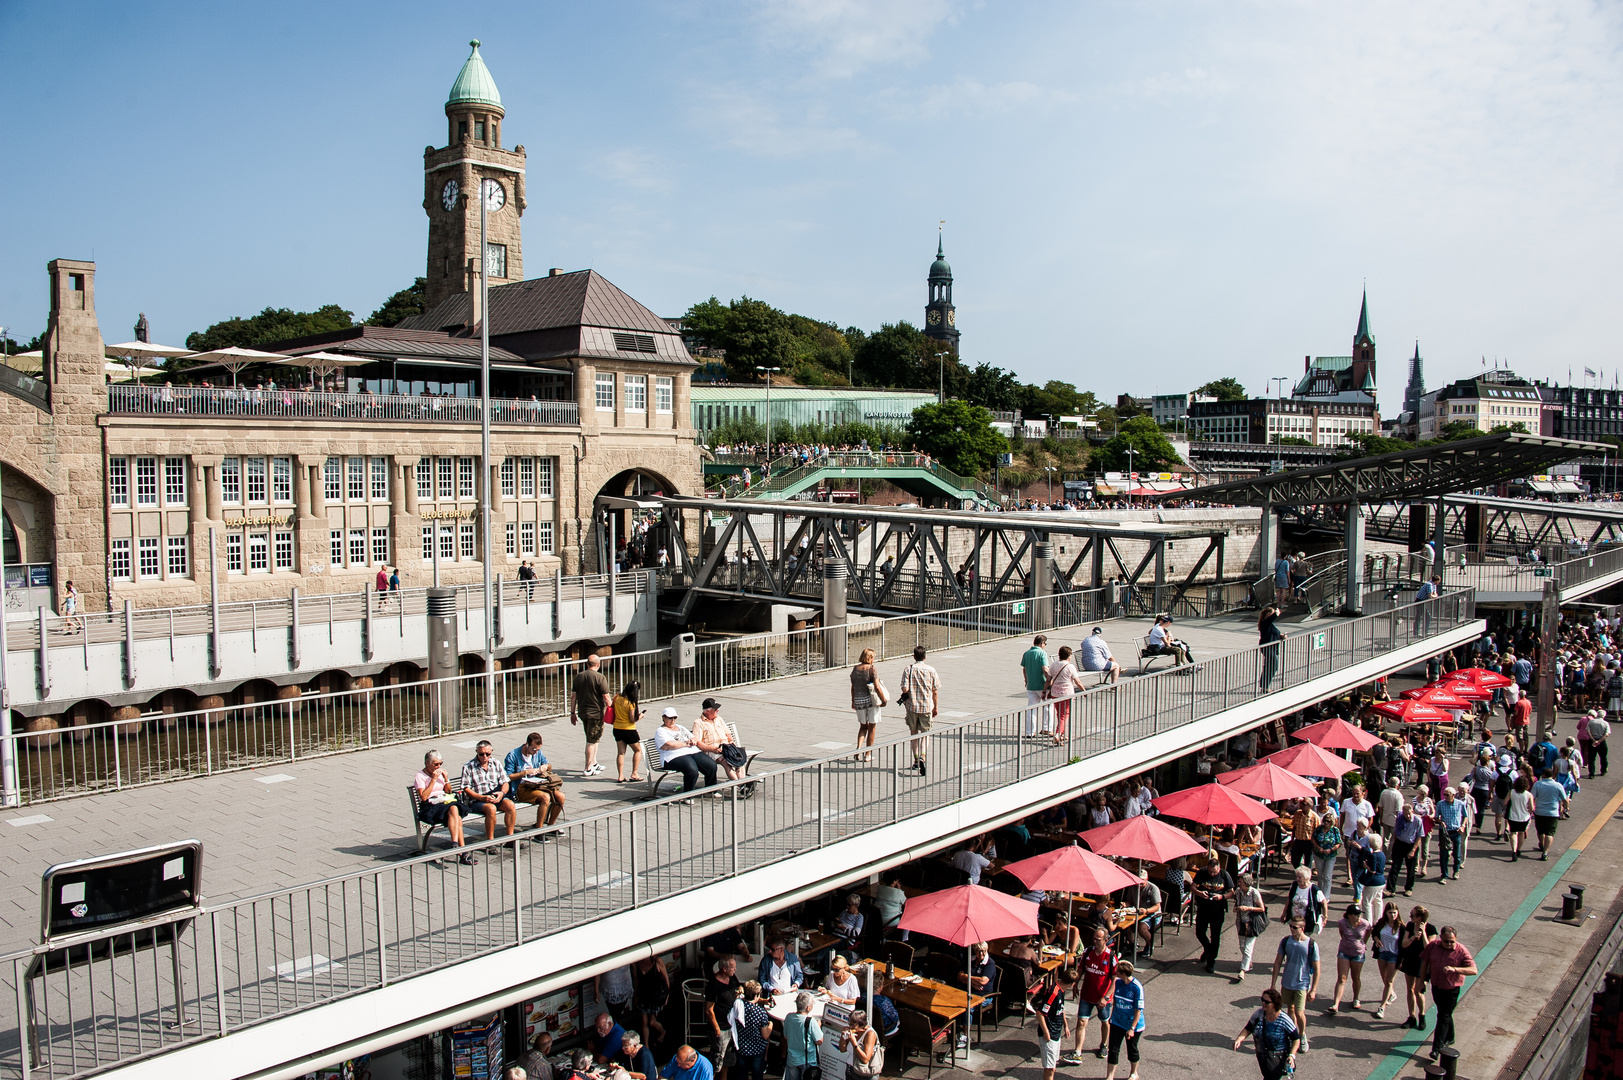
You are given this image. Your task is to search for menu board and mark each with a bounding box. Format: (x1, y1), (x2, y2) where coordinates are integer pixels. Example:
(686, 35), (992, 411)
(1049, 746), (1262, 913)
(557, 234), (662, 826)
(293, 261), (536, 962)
(818, 1002), (854, 1078)
(450, 1014), (504, 1080)
(524, 986), (583, 1042)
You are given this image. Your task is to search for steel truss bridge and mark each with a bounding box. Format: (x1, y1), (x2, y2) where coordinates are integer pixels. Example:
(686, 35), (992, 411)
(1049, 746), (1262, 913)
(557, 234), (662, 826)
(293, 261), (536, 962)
(1282, 494), (1623, 555)
(653, 497), (1239, 622)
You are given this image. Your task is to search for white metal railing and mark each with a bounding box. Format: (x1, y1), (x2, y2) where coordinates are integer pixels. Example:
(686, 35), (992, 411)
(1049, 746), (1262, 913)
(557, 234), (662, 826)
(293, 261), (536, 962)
(107, 384), (580, 426)
(0, 590), (1478, 1080)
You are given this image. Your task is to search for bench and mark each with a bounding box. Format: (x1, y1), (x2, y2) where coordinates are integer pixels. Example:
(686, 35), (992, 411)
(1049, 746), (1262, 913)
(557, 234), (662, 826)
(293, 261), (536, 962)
(407, 776), (467, 852)
(1139, 635), (1176, 675)
(641, 722), (761, 799)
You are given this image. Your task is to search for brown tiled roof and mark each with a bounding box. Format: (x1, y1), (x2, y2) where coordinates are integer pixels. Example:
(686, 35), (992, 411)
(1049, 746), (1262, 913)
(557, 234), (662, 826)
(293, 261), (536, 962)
(401, 270), (680, 337)
(257, 323), (526, 362)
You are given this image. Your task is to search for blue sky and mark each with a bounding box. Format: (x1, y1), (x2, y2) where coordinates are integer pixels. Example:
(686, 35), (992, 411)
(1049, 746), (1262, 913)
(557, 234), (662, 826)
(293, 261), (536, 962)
(3, 1), (1621, 403)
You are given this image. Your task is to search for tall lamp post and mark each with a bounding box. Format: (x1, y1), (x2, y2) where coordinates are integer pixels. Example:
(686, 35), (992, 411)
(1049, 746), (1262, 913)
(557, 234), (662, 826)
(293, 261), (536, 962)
(478, 178), (498, 720)
(1125, 446), (1137, 508)
(936, 351), (950, 404)
(1043, 465), (1056, 504)
(756, 365), (781, 455)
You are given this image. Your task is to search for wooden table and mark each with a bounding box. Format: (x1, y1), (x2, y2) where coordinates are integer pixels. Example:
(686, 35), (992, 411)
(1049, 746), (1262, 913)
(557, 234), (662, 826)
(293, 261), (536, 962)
(987, 941), (1065, 973)
(861, 958), (986, 1067)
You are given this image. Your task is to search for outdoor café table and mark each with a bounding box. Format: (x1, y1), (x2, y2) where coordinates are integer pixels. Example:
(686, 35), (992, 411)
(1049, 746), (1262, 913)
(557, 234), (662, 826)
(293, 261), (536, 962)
(988, 940), (1065, 973)
(861, 958), (987, 1059)
(768, 989), (829, 1021)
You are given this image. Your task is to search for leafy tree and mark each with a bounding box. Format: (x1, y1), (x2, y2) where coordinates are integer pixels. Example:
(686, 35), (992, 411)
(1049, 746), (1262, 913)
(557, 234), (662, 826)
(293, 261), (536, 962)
(963, 362), (1021, 412)
(682, 297), (729, 349)
(1, 331), (43, 356)
(184, 304), (355, 354)
(1196, 377), (1248, 401)
(1342, 433), (1412, 457)
(1435, 420), (1485, 442)
(906, 400), (1006, 475)
(1273, 435), (1312, 446)
(1114, 395), (1148, 420)
(1094, 416), (1184, 472)
(854, 321), (936, 389)
(366, 278), (427, 327)
(1487, 422), (1529, 435)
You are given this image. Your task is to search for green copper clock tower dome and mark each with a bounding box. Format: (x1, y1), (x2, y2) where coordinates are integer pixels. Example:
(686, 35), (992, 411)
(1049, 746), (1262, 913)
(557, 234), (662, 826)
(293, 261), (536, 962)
(923, 232), (960, 350)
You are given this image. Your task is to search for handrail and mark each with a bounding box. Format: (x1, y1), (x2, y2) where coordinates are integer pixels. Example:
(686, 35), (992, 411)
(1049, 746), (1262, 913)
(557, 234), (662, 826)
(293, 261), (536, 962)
(719, 451), (1004, 506)
(0, 366), (48, 411)
(107, 384), (580, 426)
(0, 590), (1479, 1080)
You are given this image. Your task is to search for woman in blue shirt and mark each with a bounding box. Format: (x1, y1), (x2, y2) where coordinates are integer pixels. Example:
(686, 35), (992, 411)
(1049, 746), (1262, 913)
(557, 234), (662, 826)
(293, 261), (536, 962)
(1103, 960), (1145, 1080)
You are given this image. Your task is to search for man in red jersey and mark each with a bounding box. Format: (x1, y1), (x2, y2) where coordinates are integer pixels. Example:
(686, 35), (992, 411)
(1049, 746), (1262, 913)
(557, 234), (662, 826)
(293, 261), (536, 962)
(1064, 926), (1117, 1062)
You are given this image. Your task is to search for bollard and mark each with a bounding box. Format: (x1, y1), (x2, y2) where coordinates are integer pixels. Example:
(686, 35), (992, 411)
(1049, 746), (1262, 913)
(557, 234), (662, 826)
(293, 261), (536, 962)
(1561, 891), (1579, 921)
(1439, 1046), (1459, 1079)
(1570, 883), (1586, 908)
(427, 588), (459, 734)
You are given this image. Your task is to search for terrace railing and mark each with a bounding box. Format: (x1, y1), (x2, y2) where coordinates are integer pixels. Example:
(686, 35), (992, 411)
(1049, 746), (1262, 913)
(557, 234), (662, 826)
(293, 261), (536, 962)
(107, 385), (579, 426)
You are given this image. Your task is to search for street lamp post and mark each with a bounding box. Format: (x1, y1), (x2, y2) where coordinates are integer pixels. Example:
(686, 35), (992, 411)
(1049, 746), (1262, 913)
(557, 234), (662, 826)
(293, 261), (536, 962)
(1043, 465), (1056, 504)
(479, 178), (497, 720)
(936, 351), (950, 404)
(1125, 446), (1137, 507)
(756, 365), (782, 454)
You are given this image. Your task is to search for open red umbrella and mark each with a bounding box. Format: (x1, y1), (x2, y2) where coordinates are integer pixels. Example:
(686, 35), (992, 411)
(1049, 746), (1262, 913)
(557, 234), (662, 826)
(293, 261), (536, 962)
(1291, 718), (1383, 753)
(1434, 680), (1493, 702)
(1449, 667), (1514, 690)
(1078, 815), (1206, 863)
(1003, 844), (1143, 897)
(1266, 741), (1360, 778)
(1371, 699), (1451, 724)
(1217, 761), (1321, 802)
(1399, 686), (1473, 710)
(1153, 784), (1277, 826)
(898, 884), (1041, 946)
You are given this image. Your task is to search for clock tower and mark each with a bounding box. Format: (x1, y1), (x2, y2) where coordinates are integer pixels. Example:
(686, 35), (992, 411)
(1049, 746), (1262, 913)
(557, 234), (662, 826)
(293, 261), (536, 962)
(923, 232), (959, 350)
(423, 40), (527, 311)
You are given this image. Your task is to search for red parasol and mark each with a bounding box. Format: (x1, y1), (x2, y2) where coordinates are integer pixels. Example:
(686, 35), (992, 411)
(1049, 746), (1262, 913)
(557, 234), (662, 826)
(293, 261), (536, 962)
(1078, 815), (1207, 863)
(1217, 761), (1322, 802)
(1266, 741), (1360, 778)
(1434, 680), (1493, 702)
(1371, 699), (1452, 724)
(1291, 718), (1383, 752)
(1449, 667), (1514, 690)
(897, 884), (1041, 946)
(1003, 844), (1142, 897)
(1152, 784), (1278, 826)
(1399, 686), (1474, 710)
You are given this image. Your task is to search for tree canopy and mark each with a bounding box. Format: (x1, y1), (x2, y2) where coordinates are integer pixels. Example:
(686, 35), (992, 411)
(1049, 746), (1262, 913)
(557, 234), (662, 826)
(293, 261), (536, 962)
(367, 278), (426, 327)
(1093, 416), (1184, 472)
(1196, 377), (1248, 401)
(906, 400), (1006, 476)
(184, 304), (354, 353)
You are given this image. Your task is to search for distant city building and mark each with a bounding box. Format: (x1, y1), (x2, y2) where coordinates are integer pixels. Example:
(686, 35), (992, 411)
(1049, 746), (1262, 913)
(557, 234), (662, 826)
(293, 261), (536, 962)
(1187, 396), (1378, 448)
(1152, 392), (1214, 428)
(1290, 291), (1379, 406)
(1117, 393), (1152, 416)
(1416, 368), (1556, 440)
(923, 232), (959, 350)
(1402, 342), (1426, 416)
(690, 385), (936, 435)
(1547, 385), (1623, 443)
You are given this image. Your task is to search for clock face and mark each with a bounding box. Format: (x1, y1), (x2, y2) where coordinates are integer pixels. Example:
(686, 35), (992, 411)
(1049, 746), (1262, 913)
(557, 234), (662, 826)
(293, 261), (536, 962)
(482, 178), (506, 212)
(441, 179), (459, 211)
(926, 309), (942, 326)
(947, 309), (956, 327)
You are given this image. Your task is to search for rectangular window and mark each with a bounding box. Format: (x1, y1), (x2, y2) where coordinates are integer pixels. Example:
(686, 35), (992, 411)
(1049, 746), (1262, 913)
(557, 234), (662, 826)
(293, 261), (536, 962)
(166, 535), (189, 577)
(324, 458), (343, 502)
(330, 530), (344, 566)
(460, 522), (475, 559)
(521, 521), (536, 555)
(437, 456), (453, 499)
(625, 374), (647, 412)
(138, 537), (160, 579)
(371, 527), (389, 564)
(538, 457), (555, 497)
(458, 457), (474, 499)
(109, 457), (129, 507)
(274, 531), (294, 570)
(501, 458), (516, 497)
(245, 457), (267, 504)
(439, 523), (456, 561)
(655, 376), (673, 414)
(371, 457), (389, 502)
(135, 457), (159, 506)
(348, 456), (365, 501)
(248, 533), (269, 572)
(348, 529), (366, 566)
(422, 525), (434, 561)
(595, 372), (616, 411)
(227, 533), (243, 573)
(109, 539), (131, 580)
(505, 522), (517, 556)
(164, 457), (188, 505)
(538, 520), (555, 554)
(416, 461), (433, 502)
(519, 457), (535, 497)
(272, 457), (292, 504)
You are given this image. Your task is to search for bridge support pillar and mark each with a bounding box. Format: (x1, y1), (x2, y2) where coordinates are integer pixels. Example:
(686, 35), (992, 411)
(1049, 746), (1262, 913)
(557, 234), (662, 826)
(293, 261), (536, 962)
(1258, 506), (1278, 584)
(1434, 495), (1449, 578)
(1343, 502), (1365, 616)
(822, 559), (849, 669)
(1407, 503), (1429, 555)
(1463, 503), (1486, 554)
(1031, 541), (1054, 631)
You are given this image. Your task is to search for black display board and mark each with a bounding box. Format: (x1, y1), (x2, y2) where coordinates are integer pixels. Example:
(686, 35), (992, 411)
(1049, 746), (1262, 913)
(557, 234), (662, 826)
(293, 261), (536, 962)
(40, 841), (203, 944)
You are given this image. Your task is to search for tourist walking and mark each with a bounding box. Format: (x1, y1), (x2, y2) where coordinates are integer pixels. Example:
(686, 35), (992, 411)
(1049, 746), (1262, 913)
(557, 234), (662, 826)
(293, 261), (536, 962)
(1355, 835), (1388, 924)
(1399, 905), (1437, 1029)
(1435, 785), (1466, 880)
(1371, 901), (1404, 1019)
(1021, 635), (1052, 737)
(898, 646), (940, 776)
(1506, 774), (1534, 859)
(1233, 872), (1268, 982)
(1102, 961), (1145, 1080)
(1589, 710), (1611, 776)
(1192, 852), (1235, 974)
(1325, 904), (1371, 1016)
(1045, 646), (1081, 745)
(1067, 927), (1116, 1062)
(611, 680), (646, 783)
(570, 653), (612, 777)
(1231, 988), (1301, 1080)
(1280, 865), (1328, 937)
(1532, 769), (1569, 860)
(1033, 966), (1077, 1080)
(1269, 918), (1320, 1053)
(1258, 605), (1285, 691)
(1311, 808), (1343, 899)
(849, 647), (888, 762)
(1420, 926), (1477, 1063)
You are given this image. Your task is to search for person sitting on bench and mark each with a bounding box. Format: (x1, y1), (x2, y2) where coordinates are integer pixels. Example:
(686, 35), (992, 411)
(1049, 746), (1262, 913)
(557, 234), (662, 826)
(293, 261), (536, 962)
(505, 732), (565, 832)
(1079, 627), (1122, 683)
(414, 750), (475, 866)
(460, 740), (518, 839)
(1147, 616), (1191, 666)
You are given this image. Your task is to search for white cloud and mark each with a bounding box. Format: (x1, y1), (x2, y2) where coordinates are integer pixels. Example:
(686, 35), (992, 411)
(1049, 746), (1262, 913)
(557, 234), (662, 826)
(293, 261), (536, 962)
(750, 0), (960, 78)
(594, 149), (675, 192)
(693, 84), (872, 158)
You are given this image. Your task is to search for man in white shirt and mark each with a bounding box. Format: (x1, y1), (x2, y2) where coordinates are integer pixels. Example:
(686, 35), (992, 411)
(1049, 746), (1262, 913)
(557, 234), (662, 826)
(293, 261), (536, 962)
(1079, 628), (1121, 683)
(1377, 785), (1405, 846)
(952, 844), (993, 885)
(1147, 616), (1190, 666)
(1339, 784), (1374, 888)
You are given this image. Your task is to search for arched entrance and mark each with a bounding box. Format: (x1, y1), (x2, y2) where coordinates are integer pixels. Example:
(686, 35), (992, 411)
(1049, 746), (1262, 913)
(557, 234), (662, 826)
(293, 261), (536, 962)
(592, 468), (679, 574)
(2, 463), (55, 616)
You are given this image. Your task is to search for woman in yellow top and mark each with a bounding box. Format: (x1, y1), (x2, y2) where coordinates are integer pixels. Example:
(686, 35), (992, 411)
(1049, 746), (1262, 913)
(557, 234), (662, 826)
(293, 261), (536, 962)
(612, 679), (646, 783)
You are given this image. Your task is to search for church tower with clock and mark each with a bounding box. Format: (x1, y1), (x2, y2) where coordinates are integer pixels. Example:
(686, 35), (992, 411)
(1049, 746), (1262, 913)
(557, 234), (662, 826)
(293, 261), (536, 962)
(423, 41), (526, 310)
(923, 233), (959, 350)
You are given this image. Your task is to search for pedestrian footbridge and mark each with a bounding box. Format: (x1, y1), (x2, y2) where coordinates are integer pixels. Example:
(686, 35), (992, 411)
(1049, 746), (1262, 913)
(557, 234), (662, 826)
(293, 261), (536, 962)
(716, 451), (1005, 509)
(0, 591), (1481, 1080)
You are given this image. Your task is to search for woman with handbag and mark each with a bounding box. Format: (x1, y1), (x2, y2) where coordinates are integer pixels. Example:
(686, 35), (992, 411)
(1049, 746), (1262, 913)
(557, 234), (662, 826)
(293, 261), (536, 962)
(850, 650), (888, 762)
(694, 699), (745, 782)
(839, 1010), (882, 1080)
(1232, 872), (1267, 982)
(783, 992), (822, 1080)
(1045, 647), (1081, 746)
(1231, 988), (1300, 1080)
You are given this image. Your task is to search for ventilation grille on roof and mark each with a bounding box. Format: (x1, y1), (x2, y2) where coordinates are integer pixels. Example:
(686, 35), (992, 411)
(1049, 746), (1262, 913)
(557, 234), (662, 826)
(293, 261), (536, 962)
(613, 332), (658, 353)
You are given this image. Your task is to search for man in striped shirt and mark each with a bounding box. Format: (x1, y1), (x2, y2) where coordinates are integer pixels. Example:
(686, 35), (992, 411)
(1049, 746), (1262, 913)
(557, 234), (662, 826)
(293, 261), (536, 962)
(899, 646), (941, 777)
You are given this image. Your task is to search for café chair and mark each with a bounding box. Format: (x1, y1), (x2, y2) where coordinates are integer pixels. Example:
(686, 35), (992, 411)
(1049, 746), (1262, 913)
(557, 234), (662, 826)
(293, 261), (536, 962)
(897, 1008), (953, 1078)
(880, 941), (915, 970)
(681, 980), (709, 1046)
(974, 964), (1002, 1039)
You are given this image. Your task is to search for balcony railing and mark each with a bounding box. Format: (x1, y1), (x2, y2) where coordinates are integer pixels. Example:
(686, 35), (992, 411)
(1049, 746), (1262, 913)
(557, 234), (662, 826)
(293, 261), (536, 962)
(106, 385), (579, 426)
(0, 590), (1478, 1080)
